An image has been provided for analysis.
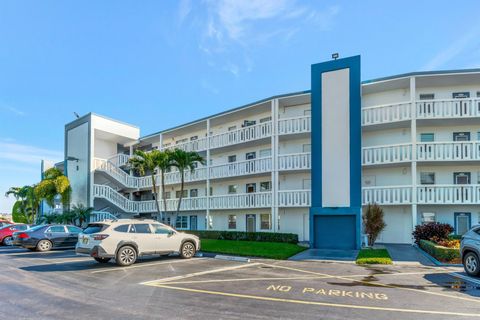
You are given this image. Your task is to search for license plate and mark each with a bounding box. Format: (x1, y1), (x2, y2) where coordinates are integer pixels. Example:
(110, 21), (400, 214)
(82, 237), (89, 244)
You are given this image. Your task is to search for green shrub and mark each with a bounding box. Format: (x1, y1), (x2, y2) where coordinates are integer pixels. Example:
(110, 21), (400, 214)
(356, 248), (392, 265)
(185, 230), (298, 244)
(419, 239), (460, 262)
(412, 223), (453, 244)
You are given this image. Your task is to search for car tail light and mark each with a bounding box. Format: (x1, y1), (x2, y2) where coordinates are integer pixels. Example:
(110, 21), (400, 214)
(93, 234), (109, 240)
(18, 232), (29, 239)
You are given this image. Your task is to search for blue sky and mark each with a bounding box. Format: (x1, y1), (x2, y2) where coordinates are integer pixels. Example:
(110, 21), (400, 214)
(1, 0), (480, 212)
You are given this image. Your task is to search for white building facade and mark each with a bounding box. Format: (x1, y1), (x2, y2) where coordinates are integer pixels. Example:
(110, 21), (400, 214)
(63, 59), (480, 245)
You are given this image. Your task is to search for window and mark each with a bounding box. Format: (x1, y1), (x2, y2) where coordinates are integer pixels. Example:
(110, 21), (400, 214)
(477, 132), (480, 141)
(190, 189), (198, 198)
(192, 162), (198, 168)
(164, 191), (171, 199)
(14, 225), (28, 231)
(260, 116), (271, 123)
(48, 226), (65, 233)
(228, 155), (237, 163)
(303, 144), (311, 153)
(420, 133), (435, 142)
(245, 152), (256, 160)
(452, 92), (470, 99)
(260, 214), (271, 230)
(246, 183), (256, 193)
(420, 93), (434, 100)
(228, 125), (237, 131)
(190, 136), (198, 141)
(83, 224), (107, 234)
(420, 172), (435, 185)
(422, 212), (436, 224)
(228, 185), (238, 194)
(151, 224), (171, 234)
(175, 216), (188, 229)
(176, 138), (188, 145)
(478, 172), (480, 184)
(67, 226), (82, 233)
(260, 181), (271, 192)
(259, 149), (271, 158)
(228, 215), (237, 229)
(131, 224), (152, 234)
(304, 109), (311, 116)
(176, 190), (188, 198)
(243, 120), (256, 127)
(114, 224), (130, 233)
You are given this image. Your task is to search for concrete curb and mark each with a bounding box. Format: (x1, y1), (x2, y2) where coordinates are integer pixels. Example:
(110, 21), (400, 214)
(413, 244), (462, 267)
(198, 251), (251, 262)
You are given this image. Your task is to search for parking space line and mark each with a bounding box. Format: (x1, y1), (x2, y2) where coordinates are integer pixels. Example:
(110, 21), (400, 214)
(91, 257), (207, 274)
(263, 263), (480, 303)
(150, 283), (480, 317)
(2, 250), (74, 256)
(141, 262), (261, 285)
(450, 272), (480, 286)
(157, 275), (329, 285)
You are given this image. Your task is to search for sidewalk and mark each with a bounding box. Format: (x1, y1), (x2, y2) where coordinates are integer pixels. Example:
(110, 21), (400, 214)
(381, 243), (434, 266)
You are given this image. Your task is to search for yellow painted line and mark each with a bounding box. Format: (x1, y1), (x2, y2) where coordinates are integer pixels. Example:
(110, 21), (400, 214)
(91, 257), (206, 274)
(141, 262), (261, 285)
(149, 283), (480, 317)
(264, 263), (480, 304)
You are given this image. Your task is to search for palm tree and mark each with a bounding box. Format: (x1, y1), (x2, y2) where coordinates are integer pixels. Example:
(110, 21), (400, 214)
(5, 186), (39, 224)
(169, 149), (206, 222)
(157, 150), (173, 222)
(128, 149), (165, 220)
(34, 168), (71, 211)
(70, 204), (93, 226)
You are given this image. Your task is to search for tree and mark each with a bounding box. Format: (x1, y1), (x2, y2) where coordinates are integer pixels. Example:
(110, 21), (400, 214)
(128, 150), (166, 220)
(169, 149), (206, 223)
(5, 186), (39, 224)
(34, 168), (71, 211)
(157, 150), (173, 222)
(363, 203), (387, 246)
(70, 204), (93, 227)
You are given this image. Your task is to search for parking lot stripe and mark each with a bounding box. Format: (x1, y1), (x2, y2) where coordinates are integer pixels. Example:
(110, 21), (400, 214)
(141, 262), (261, 285)
(159, 275), (330, 285)
(91, 257), (206, 274)
(2, 250), (73, 256)
(450, 272), (480, 286)
(263, 263), (480, 304)
(151, 283), (480, 317)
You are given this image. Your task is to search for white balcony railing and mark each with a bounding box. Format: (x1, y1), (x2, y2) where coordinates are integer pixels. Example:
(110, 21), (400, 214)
(417, 185), (480, 204)
(164, 137), (208, 153)
(278, 190), (311, 207)
(416, 98), (480, 119)
(362, 102), (412, 126)
(278, 116), (311, 135)
(362, 186), (412, 205)
(278, 152), (311, 170)
(210, 157), (272, 179)
(93, 158), (137, 188)
(417, 141), (480, 161)
(362, 143), (412, 165)
(107, 153), (131, 167)
(209, 192), (272, 209)
(209, 121), (272, 149)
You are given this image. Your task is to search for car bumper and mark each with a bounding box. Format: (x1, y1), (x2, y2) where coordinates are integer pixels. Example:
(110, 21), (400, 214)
(76, 245), (114, 258)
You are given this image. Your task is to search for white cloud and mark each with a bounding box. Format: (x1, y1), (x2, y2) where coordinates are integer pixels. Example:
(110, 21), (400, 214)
(178, 0), (192, 25)
(0, 104), (26, 116)
(0, 141), (62, 165)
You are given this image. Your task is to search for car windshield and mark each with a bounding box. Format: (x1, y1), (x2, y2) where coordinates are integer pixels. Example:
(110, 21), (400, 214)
(83, 224), (108, 234)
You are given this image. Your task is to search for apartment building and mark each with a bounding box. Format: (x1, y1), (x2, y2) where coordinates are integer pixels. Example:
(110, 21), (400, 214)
(62, 56), (480, 247)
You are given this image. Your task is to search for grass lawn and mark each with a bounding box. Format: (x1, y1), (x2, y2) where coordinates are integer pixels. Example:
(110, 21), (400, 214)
(356, 248), (393, 265)
(200, 239), (307, 260)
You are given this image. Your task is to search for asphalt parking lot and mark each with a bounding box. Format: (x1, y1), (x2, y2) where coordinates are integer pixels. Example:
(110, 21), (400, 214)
(0, 246), (479, 320)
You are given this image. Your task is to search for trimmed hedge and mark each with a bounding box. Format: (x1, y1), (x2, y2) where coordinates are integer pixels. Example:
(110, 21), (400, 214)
(419, 239), (460, 262)
(185, 230), (298, 244)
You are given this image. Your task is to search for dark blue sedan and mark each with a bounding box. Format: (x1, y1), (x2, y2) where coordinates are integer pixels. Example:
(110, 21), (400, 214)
(13, 224), (83, 251)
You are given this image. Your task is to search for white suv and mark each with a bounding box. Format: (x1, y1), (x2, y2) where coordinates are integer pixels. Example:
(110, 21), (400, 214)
(75, 219), (200, 266)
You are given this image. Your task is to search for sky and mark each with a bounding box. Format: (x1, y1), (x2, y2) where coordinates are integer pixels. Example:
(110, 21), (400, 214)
(1, 0), (480, 212)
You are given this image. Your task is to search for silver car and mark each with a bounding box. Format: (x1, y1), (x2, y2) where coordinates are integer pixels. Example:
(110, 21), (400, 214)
(461, 225), (480, 277)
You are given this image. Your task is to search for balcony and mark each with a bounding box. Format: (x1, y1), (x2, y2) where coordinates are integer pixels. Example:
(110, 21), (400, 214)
(278, 152), (311, 170)
(278, 190), (311, 207)
(108, 153), (130, 167)
(362, 186), (412, 205)
(278, 115), (311, 135)
(209, 192), (272, 209)
(362, 143), (412, 166)
(416, 98), (480, 119)
(362, 102), (412, 126)
(93, 158), (137, 188)
(209, 121), (272, 149)
(417, 141), (480, 161)
(209, 157), (271, 179)
(417, 185), (480, 204)
(164, 137), (208, 153)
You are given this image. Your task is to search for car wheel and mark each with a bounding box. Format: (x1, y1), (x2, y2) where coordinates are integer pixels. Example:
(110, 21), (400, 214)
(116, 246), (137, 266)
(36, 240), (53, 252)
(94, 257), (111, 263)
(464, 252), (480, 277)
(2, 236), (13, 246)
(180, 241), (196, 259)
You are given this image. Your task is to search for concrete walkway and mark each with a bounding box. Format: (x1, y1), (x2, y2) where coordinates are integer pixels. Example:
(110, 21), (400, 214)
(382, 243), (434, 266)
(289, 249), (359, 262)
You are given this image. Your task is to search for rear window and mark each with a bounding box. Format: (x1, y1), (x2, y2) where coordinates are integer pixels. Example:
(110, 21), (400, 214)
(14, 225), (28, 231)
(83, 224), (108, 234)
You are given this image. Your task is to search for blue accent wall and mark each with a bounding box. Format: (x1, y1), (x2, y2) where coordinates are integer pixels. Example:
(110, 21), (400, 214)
(309, 56), (362, 250)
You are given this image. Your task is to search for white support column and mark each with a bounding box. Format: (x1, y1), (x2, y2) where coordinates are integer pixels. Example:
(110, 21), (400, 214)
(206, 119), (211, 230)
(158, 134), (163, 222)
(271, 99), (279, 232)
(410, 76), (417, 240)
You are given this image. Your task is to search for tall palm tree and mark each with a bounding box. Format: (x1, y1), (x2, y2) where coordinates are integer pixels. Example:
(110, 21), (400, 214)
(157, 150), (173, 222)
(5, 186), (39, 223)
(128, 149), (166, 220)
(34, 168), (71, 211)
(169, 149), (206, 222)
